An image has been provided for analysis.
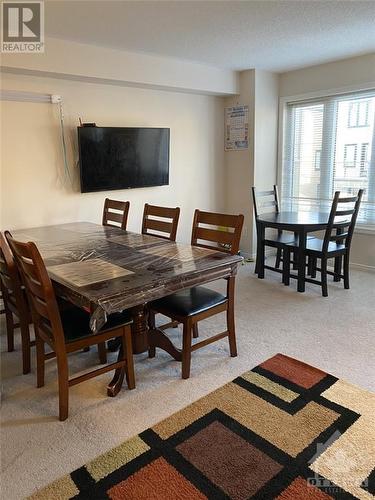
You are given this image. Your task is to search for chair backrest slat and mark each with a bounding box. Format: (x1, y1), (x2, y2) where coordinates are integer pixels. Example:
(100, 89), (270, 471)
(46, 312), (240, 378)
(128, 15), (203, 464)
(102, 198), (130, 230)
(336, 196), (358, 203)
(335, 209), (356, 216)
(144, 218), (173, 234)
(259, 200), (277, 209)
(0, 257), (14, 292)
(333, 221), (351, 229)
(0, 232), (28, 317)
(323, 190), (363, 252)
(191, 210), (244, 255)
(18, 257), (40, 281)
(142, 204), (180, 241)
(33, 294), (50, 318)
(195, 211), (241, 228)
(252, 185), (280, 219)
(257, 190), (274, 197)
(106, 211), (125, 224)
(195, 227), (235, 246)
(329, 232), (349, 242)
(26, 274), (46, 301)
(0, 232), (18, 292)
(6, 232), (65, 346)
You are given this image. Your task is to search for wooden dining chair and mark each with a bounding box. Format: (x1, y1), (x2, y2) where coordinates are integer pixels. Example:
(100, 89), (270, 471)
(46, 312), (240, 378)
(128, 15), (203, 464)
(142, 204), (180, 241)
(148, 209), (244, 379)
(102, 198), (130, 230)
(0, 232), (34, 374)
(252, 185), (298, 273)
(6, 233), (135, 421)
(283, 190), (363, 297)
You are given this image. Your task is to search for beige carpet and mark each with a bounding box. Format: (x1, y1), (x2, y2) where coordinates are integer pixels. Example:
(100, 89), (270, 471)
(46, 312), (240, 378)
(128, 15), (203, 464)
(1, 262), (374, 499)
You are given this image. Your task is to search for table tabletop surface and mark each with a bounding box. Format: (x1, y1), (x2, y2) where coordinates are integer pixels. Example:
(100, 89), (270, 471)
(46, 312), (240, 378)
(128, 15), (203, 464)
(257, 210), (333, 226)
(13, 222), (242, 319)
(256, 209), (354, 231)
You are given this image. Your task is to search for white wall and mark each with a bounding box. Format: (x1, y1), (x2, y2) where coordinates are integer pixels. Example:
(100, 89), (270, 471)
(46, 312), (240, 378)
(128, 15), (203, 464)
(279, 53), (375, 98)
(224, 69), (279, 257)
(253, 71), (279, 254)
(2, 43), (374, 268)
(279, 54), (375, 268)
(0, 72), (225, 243)
(1, 37), (238, 96)
(224, 70), (255, 253)
(254, 70), (279, 189)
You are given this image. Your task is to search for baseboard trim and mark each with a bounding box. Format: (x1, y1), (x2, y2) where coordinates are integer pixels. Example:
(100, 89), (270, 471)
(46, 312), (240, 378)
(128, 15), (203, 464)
(240, 249), (276, 261)
(327, 262), (375, 272)
(241, 250), (375, 272)
(349, 262), (375, 272)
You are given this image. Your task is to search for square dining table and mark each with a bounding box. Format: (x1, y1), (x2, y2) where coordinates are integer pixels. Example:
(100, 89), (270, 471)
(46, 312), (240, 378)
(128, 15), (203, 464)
(13, 222), (243, 394)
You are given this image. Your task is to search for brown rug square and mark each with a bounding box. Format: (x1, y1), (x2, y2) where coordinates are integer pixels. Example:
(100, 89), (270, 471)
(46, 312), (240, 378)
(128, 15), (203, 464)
(30, 353), (375, 499)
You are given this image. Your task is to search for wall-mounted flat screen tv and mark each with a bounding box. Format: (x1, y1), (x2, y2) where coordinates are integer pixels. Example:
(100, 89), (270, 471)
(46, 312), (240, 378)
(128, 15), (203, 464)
(78, 127), (170, 193)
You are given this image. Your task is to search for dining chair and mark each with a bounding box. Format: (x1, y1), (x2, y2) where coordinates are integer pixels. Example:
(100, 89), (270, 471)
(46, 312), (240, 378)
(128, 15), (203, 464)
(282, 190), (363, 297)
(148, 209), (244, 379)
(252, 185), (299, 273)
(142, 204), (180, 241)
(102, 198), (130, 230)
(6, 233), (136, 421)
(108, 203), (180, 350)
(0, 232), (34, 374)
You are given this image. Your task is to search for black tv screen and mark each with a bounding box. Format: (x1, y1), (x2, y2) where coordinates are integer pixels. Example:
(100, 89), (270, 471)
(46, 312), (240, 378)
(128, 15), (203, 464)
(78, 127), (170, 192)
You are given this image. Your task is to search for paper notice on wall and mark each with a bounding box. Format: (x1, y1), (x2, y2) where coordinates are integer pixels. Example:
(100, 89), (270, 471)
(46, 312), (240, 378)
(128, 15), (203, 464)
(225, 105), (249, 151)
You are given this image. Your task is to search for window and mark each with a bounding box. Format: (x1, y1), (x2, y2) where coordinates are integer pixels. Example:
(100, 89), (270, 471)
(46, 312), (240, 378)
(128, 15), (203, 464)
(343, 144), (357, 168)
(281, 90), (375, 227)
(348, 99), (370, 128)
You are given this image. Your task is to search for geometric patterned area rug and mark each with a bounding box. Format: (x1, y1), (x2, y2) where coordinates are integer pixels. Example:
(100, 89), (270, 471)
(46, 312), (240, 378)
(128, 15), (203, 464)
(30, 354), (375, 500)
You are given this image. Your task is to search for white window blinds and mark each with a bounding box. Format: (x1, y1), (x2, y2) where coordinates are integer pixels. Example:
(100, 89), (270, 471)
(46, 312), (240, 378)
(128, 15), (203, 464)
(281, 90), (375, 227)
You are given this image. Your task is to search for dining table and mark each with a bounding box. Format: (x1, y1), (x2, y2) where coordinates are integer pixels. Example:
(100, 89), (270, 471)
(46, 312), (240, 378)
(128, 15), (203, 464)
(13, 222), (243, 395)
(255, 210), (349, 292)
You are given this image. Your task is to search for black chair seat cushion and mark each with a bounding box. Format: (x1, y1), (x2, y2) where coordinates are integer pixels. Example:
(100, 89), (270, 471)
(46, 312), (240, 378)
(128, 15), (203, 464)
(60, 307), (132, 343)
(286, 237), (346, 254)
(151, 286), (227, 318)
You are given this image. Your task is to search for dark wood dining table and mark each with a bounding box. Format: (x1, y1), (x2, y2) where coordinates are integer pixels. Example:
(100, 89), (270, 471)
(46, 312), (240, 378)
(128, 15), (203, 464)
(13, 222), (242, 394)
(255, 211), (336, 292)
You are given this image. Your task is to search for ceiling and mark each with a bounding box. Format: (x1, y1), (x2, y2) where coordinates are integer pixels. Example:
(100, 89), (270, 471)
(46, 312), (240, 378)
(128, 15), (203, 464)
(45, 0), (375, 73)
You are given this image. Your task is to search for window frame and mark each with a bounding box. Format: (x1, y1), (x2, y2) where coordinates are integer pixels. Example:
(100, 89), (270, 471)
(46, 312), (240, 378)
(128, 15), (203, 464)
(360, 143), (369, 178)
(278, 83), (375, 233)
(343, 143), (358, 169)
(347, 99), (370, 128)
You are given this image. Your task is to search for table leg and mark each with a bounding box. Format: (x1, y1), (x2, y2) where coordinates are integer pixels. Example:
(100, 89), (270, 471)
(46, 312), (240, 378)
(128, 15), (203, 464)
(257, 223), (266, 279)
(107, 305), (149, 354)
(131, 306), (182, 360)
(297, 229), (307, 292)
(131, 305), (149, 354)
